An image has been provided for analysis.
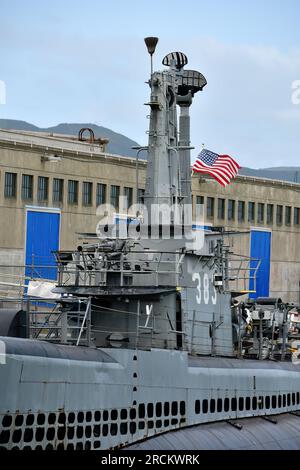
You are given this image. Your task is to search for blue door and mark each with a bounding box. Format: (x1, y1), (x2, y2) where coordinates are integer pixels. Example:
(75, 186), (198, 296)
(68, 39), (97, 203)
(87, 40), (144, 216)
(249, 230), (271, 298)
(25, 210), (60, 280)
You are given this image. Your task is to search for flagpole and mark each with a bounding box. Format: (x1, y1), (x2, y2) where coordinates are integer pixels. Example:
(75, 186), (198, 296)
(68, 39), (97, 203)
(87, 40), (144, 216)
(191, 143), (205, 178)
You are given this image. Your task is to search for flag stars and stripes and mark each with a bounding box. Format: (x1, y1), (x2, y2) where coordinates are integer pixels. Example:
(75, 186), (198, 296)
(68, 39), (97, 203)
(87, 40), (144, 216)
(192, 149), (241, 187)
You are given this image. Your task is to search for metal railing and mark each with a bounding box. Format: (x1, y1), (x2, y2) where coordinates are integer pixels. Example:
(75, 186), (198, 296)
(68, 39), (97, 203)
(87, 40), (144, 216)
(224, 253), (261, 294)
(28, 297), (92, 346)
(55, 250), (185, 288)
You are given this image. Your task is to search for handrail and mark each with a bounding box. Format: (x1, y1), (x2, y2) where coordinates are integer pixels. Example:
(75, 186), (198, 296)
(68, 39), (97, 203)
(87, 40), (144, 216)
(76, 298), (91, 346)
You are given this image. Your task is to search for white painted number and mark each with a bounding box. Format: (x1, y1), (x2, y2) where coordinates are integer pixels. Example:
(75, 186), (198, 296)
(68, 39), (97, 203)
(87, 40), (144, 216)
(203, 273), (210, 305)
(211, 274), (217, 305)
(193, 272), (218, 305)
(192, 273), (201, 304)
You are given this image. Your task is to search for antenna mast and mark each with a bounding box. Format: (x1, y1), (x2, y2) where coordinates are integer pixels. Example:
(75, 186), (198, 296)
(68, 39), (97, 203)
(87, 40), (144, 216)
(144, 37), (159, 77)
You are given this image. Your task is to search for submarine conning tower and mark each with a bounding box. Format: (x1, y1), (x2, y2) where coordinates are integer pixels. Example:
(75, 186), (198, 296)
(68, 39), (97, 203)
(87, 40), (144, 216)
(143, 38), (207, 229)
(38, 39), (262, 358)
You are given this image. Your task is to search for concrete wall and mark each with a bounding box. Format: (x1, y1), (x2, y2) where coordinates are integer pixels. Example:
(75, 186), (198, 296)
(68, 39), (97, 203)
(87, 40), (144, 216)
(192, 176), (300, 303)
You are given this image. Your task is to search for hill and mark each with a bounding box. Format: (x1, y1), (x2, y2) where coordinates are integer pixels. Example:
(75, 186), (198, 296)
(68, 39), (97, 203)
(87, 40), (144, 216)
(0, 119), (299, 181)
(0, 119), (140, 158)
(239, 166), (300, 183)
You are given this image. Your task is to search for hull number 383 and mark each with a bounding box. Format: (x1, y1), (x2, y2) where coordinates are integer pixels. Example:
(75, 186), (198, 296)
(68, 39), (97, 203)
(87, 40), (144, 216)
(192, 272), (217, 305)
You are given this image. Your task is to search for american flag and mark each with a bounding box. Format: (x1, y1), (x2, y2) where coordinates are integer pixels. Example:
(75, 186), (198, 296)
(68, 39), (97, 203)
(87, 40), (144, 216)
(192, 149), (241, 187)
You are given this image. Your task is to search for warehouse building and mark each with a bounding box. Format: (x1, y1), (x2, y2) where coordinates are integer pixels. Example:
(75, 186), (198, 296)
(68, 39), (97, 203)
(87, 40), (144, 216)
(0, 128), (299, 303)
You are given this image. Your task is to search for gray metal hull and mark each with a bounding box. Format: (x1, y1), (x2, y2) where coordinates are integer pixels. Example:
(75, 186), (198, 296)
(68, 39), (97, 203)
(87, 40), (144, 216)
(128, 413), (300, 450)
(1, 336), (300, 450)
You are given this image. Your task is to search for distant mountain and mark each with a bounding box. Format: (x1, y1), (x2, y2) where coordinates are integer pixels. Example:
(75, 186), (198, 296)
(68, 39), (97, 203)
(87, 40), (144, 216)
(263, 167), (300, 171)
(239, 166), (300, 183)
(0, 119), (40, 132)
(0, 119), (299, 181)
(0, 119), (140, 158)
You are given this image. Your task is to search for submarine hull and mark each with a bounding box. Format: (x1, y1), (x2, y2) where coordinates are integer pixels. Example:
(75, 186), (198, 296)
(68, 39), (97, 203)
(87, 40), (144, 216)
(1, 337), (300, 450)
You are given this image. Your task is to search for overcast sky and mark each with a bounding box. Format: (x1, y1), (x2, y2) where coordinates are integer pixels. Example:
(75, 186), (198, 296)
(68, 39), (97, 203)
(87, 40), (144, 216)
(1, 0), (300, 168)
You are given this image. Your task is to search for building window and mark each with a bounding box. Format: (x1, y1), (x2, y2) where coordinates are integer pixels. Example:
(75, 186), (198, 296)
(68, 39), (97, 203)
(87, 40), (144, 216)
(267, 204), (273, 224)
(137, 188), (145, 204)
(37, 176), (48, 201)
(248, 202), (255, 223)
(4, 172), (17, 198)
(285, 206), (291, 226)
(196, 195), (204, 205)
(294, 207), (300, 226)
(68, 180), (78, 204)
(218, 198), (225, 219)
(53, 178), (63, 203)
(96, 183), (106, 206)
(228, 199), (235, 221)
(257, 203), (264, 224)
(238, 201), (245, 223)
(195, 195), (204, 218)
(22, 174), (33, 200)
(124, 187), (133, 209)
(207, 197), (214, 218)
(276, 205), (283, 225)
(110, 185), (120, 211)
(82, 182), (93, 206)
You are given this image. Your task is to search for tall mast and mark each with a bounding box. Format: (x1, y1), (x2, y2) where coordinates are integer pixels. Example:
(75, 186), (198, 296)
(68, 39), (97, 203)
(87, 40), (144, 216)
(143, 40), (207, 231)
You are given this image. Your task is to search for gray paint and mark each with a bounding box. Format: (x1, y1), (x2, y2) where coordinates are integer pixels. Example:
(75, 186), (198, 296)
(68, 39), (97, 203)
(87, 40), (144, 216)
(0, 44), (299, 451)
(0, 336), (116, 362)
(127, 413), (300, 450)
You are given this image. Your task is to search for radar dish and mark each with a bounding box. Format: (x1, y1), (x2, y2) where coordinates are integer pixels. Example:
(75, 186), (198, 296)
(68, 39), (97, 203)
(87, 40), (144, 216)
(162, 52), (188, 70)
(177, 70), (207, 95)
